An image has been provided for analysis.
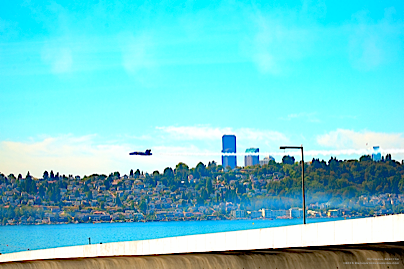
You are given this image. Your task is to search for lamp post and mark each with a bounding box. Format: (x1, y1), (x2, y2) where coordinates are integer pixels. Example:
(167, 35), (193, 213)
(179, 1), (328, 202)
(280, 145), (306, 224)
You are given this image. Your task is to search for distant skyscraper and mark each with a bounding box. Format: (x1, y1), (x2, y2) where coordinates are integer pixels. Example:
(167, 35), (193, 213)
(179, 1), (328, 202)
(372, 146), (381, 161)
(222, 135), (236, 169)
(259, 155), (275, 166)
(245, 148), (259, 167)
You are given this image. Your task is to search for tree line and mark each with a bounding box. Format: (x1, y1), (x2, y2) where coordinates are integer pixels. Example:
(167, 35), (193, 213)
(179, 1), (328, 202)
(1, 155), (403, 210)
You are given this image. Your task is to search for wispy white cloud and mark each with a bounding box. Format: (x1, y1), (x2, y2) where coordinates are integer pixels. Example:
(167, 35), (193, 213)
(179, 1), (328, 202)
(124, 134), (154, 141)
(0, 17), (17, 40)
(0, 134), (132, 177)
(118, 32), (156, 74)
(244, 3), (404, 74)
(156, 125), (288, 144)
(348, 7), (403, 71)
(0, 133), (225, 177)
(301, 0), (327, 19)
(2, 128), (403, 177)
(0, 126), (289, 176)
(248, 17), (314, 75)
(41, 42), (73, 73)
(317, 129), (404, 150)
(27, 2), (77, 74)
(331, 115), (358, 120)
(236, 128), (289, 144)
(156, 126), (232, 140)
(279, 112), (320, 123)
(243, 2), (323, 75)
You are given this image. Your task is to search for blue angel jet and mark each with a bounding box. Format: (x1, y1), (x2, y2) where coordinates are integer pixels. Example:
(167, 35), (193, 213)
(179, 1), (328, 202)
(129, 149), (152, 156)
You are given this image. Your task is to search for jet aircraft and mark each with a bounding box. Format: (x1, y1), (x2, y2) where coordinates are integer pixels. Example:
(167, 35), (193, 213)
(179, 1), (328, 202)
(129, 149), (152, 156)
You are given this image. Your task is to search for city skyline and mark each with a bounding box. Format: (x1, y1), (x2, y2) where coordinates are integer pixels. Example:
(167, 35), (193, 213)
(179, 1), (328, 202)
(1, 1), (404, 177)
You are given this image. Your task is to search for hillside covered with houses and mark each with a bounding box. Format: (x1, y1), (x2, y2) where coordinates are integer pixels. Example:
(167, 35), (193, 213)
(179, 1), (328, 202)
(1, 155), (404, 225)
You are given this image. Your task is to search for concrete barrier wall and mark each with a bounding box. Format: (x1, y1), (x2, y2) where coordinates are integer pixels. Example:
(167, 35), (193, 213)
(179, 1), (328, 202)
(1, 214), (404, 263)
(1, 244), (404, 269)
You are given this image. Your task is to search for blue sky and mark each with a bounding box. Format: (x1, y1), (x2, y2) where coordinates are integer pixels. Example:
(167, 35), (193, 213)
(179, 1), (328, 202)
(1, 0), (404, 177)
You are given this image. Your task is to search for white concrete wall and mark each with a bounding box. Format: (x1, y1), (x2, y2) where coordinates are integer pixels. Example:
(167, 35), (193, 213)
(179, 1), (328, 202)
(1, 214), (404, 263)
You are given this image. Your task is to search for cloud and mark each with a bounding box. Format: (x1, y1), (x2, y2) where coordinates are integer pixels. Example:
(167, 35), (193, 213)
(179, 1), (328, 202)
(0, 126), (288, 177)
(252, 47), (279, 75)
(0, 134), (132, 177)
(301, 0), (327, 19)
(156, 126), (232, 140)
(348, 7), (403, 71)
(317, 129), (404, 150)
(331, 115), (358, 120)
(118, 32), (156, 74)
(0, 133), (227, 177)
(124, 134), (154, 141)
(156, 125), (288, 144)
(0, 17), (17, 40)
(41, 42), (73, 73)
(236, 128), (289, 144)
(279, 112), (320, 123)
(2, 129), (402, 177)
(243, 4), (320, 75)
(249, 19), (313, 74)
(244, 3), (404, 74)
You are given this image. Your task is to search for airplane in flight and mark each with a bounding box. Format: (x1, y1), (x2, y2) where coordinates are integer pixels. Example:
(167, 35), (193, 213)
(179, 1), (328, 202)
(129, 149), (152, 156)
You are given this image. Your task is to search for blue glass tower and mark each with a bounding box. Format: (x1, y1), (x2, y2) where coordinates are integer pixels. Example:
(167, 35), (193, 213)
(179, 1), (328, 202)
(245, 148), (259, 167)
(372, 146), (381, 161)
(222, 135), (236, 169)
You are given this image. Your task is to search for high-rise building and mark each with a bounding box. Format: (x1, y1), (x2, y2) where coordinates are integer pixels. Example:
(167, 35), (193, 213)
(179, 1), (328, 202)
(259, 155), (275, 166)
(245, 148), (259, 167)
(222, 135), (236, 169)
(372, 146), (381, 161)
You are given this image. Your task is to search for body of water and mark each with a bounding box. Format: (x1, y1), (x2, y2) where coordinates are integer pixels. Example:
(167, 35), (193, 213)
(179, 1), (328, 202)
(0, 217), (347, 254)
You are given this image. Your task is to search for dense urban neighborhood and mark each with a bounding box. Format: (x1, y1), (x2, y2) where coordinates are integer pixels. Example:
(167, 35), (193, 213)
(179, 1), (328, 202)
(1, 155), (404, 225)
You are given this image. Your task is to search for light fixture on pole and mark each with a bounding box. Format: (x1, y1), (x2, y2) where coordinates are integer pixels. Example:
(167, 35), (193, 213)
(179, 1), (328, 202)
(280, 145), (306, 224)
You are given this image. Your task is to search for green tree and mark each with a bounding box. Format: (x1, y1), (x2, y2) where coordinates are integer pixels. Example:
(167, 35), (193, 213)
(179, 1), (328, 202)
(139, 199), (147, 213)
(164, 167), (174, 178)
(282, 155), (295, 165)
(206, 178), (213, 194)
(200, 187), (208, 200)
(83, 184), (89, 192)
(113, 171), (121, 179)
(175, 162), (189, 181)
(195, 162), (207, 178)
(116, 196), (122, 207)
(7, 174), (16, 183)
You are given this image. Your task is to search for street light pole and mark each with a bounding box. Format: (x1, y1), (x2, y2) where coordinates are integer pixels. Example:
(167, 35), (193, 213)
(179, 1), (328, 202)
(280, 145), (306, 224)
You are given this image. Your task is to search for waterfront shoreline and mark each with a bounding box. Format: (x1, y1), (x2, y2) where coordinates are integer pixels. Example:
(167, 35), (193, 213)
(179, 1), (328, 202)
(0, 217), (349, 254)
